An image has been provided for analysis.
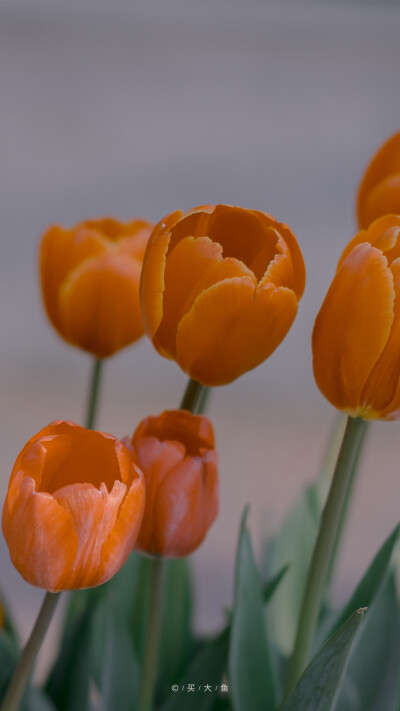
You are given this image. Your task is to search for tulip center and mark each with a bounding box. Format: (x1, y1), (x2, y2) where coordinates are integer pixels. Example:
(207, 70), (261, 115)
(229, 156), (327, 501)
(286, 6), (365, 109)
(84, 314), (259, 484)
(37, 427), (123, 494)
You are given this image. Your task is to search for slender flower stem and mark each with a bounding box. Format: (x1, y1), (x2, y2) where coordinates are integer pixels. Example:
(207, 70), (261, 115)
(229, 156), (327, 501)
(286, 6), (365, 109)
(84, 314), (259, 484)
(85, 358), (103, 430)
(0, 592), (60, 711)
(138, 558), (164, 711)
(179, 378), (207, 412)
(283, 416), (368, 701)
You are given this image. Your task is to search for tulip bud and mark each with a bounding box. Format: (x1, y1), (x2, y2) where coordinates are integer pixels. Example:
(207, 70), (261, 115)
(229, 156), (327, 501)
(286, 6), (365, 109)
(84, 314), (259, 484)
(313, 215), (400, 420)
(127, 410), (218, 557)
(40, 217), (153, 358)
(357, 131), (400, 229)
(140, 204), (305, 386)
(2, 421), (145, 591)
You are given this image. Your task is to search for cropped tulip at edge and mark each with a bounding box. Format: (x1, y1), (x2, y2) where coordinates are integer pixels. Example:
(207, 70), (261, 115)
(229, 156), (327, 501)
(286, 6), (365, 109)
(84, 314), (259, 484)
(357, 131), (400, 229)
(40, 217), (153, 358)
(312, 215), (400, 420)
(2, 421), (145, 592)
(127, 409), (218, 557)
(140, 204), (306, 386)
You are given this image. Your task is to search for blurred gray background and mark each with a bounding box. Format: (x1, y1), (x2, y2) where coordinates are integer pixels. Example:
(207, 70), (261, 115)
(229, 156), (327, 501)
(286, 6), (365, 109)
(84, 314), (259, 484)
(1, 0), (400, 673)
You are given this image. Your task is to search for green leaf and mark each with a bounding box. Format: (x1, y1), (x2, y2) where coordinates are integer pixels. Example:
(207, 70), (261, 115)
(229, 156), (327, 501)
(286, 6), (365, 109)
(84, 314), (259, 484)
(0, 630), (19, 701)
(229, 507), (277, 711)
(282, 609), (366, 711)
(264, 483), (322, 656)
(161, 627), (229, 711)
(262, 565), (289, 605)
(92, 595), (140, 711)
(21, 688), (57, 711)
(157, 558), (194, 697)
(336, 574), (400, 711)
(319, 524), (400, 645)
(46, 599), (93, 711)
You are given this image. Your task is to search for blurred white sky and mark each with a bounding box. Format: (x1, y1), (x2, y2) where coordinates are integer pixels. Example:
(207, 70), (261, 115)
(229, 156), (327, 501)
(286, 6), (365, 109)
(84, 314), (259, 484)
(1, 1), (400, 651)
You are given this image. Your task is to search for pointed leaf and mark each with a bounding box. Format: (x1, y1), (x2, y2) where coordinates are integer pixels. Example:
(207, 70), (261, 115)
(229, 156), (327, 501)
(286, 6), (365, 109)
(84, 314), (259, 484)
(229, 507), (277, 711)
(283, 609), (366, 711)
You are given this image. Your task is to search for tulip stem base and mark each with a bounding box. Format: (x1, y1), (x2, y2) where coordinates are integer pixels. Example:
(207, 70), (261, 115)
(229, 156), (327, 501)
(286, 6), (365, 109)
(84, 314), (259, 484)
(283, 416), (368, 701)
(180, 378), (208, 413)
(138, 557), (164, 711)
(0, 592), (60, 711)
(86, 358), (103, 430)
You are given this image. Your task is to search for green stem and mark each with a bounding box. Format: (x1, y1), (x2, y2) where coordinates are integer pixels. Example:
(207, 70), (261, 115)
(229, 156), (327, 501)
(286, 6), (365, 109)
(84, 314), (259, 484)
(179, 378), (207, 413)
(283, 416), (368, 701)
(85, 358), (103, 430)
(0, 593), (60, 711)
(138, 558), (164, 711)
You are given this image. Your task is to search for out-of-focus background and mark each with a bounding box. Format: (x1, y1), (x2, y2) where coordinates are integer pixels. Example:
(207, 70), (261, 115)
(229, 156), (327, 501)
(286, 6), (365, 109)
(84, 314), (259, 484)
(1, 0), (400, 672)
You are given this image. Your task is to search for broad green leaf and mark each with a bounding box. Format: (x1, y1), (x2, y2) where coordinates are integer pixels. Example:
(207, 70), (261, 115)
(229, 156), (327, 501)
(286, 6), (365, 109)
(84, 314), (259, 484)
(157, 558), (194, 697)
(229, 507), (277, 711)
(262, 565), (289, 605)
(46, 600), (93, 711)
(336, 574), (400, 711)
(0, 629), (18, 701)
(161, 627), (229, 711)
(92, 596), (140, 711)
(21, 688), (57, 711)
(319, 524), (400, 645)
(282, 609), (366, 711)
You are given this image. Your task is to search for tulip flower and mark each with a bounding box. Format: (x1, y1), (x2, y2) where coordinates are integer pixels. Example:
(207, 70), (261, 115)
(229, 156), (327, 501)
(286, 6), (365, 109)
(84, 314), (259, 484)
(2, 421), (145, 591)
(40, 217), (153, 358)
(127, 409), (218, 557)
(312, 215), (400, 419)
(140, 204), (305, 386)
(357, 130), (400, 229)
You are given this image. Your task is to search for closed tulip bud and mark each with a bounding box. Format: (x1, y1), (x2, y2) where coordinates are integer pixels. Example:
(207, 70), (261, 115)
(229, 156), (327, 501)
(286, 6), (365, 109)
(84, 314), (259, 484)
(140, 204), (305, 386)
(2, 421), (145, 591)
(40, 217), (153, 358)
(358, 131), (400, 229)
(313, 215), (400, 420)
(127, 410), (218, 557)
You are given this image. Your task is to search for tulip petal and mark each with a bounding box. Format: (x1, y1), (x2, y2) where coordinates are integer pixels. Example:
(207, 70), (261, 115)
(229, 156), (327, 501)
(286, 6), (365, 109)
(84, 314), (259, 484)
(58, 253), (143, 358)
(54, 480), (127, 588)
(357, 131), (400, 228)
(156, 236), (254, 357)
(176, 276), (298, 386)
(2, 474), (78, 592)
(312, 243), (394, 413)
(133, 410), (215, 452)
(153, 451), (218, 557)
(140, 227), (171, 343)
(40, 225), (109, 329)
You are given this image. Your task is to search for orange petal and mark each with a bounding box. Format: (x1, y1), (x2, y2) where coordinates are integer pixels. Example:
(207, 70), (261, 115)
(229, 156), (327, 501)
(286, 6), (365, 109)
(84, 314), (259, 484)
(58, 253), (143, 357)
(133, 410), (215, 452)
(40, 225), (109, 330)
(363, 258), (400, 416)
(176, 276), (298, 386)
(2, 474), (78, 592)
(359, 176), (400, 232)
(312, 244), (394, 412)
(153, 451), (218, 557)
(357, 131), (400, 228)
(155, 236), (253, 357)
(140, 227), (171, 343)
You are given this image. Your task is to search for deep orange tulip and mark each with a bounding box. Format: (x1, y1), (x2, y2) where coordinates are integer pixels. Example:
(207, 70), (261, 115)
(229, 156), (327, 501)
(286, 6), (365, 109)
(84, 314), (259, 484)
(127, 409), (218, 557)
(2, 421), (145, 591)
(40, 217), (153, 358)
(313, 215), (400, 420)
(140, 204), (305, 386)
(357, 131), (400, 229)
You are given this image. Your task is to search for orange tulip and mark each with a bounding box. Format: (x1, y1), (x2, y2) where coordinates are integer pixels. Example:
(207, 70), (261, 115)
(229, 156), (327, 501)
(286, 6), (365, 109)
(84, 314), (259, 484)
(140, 204), (305, 386)
(357, 131), (400, 229)
(127, 409), (218, 557)
(40, 217), (153, 358)
(2, 421), (145, 591)
(313, 215), (400, 420)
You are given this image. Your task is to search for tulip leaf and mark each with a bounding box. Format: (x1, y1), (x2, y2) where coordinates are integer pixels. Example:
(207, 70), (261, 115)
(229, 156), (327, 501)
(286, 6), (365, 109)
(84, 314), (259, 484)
(228, 507), (277, 711)
(157, 558), (194, 697)
(21, 688), (57, 711)
(92, 595), (140, 711)
(46, 601), (93, 711)
(282, 609), (366, 711)
(0, 629), (19, 701)
(336, 573), (400, 711)
(318, 523), (400, 645)
(161, 627), (229, 711)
